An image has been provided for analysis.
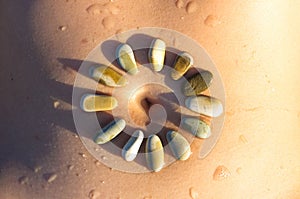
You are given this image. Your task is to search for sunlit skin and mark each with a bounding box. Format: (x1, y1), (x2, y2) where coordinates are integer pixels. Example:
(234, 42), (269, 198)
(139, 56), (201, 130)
(0, 0), (299, 198)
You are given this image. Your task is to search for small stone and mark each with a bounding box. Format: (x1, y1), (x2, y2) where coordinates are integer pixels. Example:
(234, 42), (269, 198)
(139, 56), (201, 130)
(89, 189), (101, 199)
(183, 71), (213, 96)
(171, 52), (193, 80)
(122, 130), (144, 161)
(213, 165), (231, 180)
(80, 94), (118, 112)
(145, 135), (164, 172)
(116, 43), (138, 75)
(18, 176), (29, 185)
(175, 0), (184, 8)
(45, 173), (57, 183)
(182, 117), (211, 138)
(79, 153), (87, 158)
(185, 95), (223, 117)
(166, 131), (191, 160)
(186, 1), (198, 14)
(58, 26), (67, 31)
(53, 101), (60, 108)
(148, 38), (166, 72)
(90, 65), (128, 87)
(94, 119), (126, 144)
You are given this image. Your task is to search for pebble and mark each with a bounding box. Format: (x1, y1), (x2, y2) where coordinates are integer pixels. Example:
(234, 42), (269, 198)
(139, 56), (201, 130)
(53, 101), (60, 108)
(171, 52), (193, 80)
(182, 117), (211, 138)
(80, 94), (118, 112)
(186, 1), (198, 14)
(18, 176), (29, 185)
(145, 135), (164, 172)
(166, 131), (191, 160)
(183, 70), (213, 96)
(175, 0), (184, 8)
(89, 189), (101, 199)
(185, 95), (223, 117)
(58, 26), (67, 31)
(204, 15), (221, 27)
(79, 152), (87, 158)
(45, 173), (57, 183)
(90, 65), (128, 87)
(116, 43), (139, 75)
(213, 165), (231, 180)
(94, 119), (126, 144)
(148, 38), (166, 72)
(122, 130), (144, 161)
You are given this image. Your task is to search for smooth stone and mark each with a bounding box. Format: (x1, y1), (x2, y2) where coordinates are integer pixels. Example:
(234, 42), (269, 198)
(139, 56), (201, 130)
(90, 65), (128, 87)
(122, 130), (144, 161)
(148, 38), (166, 72)
(80, 94), (118, 112)
(183, 70), (213, 96)
(171, 52), (193, 80)
(116, 43), (138, 75)
(94, 119), (126, 144)
(145, 134), (164, 172)
(166, 131), (191, 160)
(182, 117), (211, 138)
(185, 95), (223, 117)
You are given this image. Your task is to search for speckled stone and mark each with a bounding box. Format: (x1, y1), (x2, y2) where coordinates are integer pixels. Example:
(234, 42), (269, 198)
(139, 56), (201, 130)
(183, 70), (213, 96)
(166, 131), (191, 160)
(185, 95), (223, 117)
(94, 119), (126, 144)
(90, 65), (128, 87)
(182, 117), (211, 138)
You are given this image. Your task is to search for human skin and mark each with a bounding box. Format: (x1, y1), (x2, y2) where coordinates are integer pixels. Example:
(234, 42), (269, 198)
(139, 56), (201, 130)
(0, 0), (300, 198)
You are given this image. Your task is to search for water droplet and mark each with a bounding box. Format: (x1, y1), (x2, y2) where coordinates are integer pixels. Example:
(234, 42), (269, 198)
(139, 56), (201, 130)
(67, 165), (74, 170)
(204, 15), (221, 27)
(186, 1), (198, 14)
(102, 17), (115, 29)
(236, 167), (242, 174)
(175, 0), (184, 8)
(45, 173), (58, 183)
(89, 189), (100, 199)
(213, 165), (231, 180)
(86, 4), (103, 15)
(74, 134), (79, 138)
(19, 176), (29, 185)
(189, 187), (199, 199)
(53, 101), (60, 108)
(58, 26), (67, 31)
(239, 135), (248, 144)
(33, 165), (42, 173)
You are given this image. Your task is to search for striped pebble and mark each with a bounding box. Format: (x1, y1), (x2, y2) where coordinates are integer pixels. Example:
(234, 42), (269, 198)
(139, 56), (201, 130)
(183, 70), (213, 96)
(182, 117), (211, 138)
(171, 52), (193, 80)
(166, 131), (191, 160)
(80, 94), (118, 112)
(122, 130), (144, 161)
(94, 119), (126, 144)
(145, 135), (164, 172)
(116, 43), (138, 75)
(90, 65), (128, 87)
(185, 95), (223, 117)
(148, 38), (166, 72)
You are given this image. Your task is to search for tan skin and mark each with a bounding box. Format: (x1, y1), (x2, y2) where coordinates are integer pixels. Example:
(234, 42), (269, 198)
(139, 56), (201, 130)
(1, 0), (300, 198)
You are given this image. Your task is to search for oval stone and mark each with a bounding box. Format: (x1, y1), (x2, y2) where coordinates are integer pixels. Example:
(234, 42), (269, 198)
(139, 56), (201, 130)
(148, 38), (166, 72)
(116, 43), (138, 75)
(80, 94), (118, 112)
(94, 119), (126, 144)
(182, 117), (211, 138)
(185, 95), (223, 117)
(183, 70), (213, 96)
(145, 134), (164, 172)
(171, 52), (193, 80)
(122, 130), (144, 161)
(166, 131), (191, 161)
(90, 65), (128, 87)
